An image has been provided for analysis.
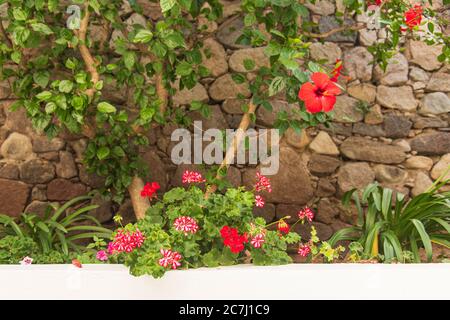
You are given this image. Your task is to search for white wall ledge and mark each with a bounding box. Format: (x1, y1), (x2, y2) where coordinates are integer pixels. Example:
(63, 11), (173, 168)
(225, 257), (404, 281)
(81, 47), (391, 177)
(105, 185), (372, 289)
(0, 264), (449, 300)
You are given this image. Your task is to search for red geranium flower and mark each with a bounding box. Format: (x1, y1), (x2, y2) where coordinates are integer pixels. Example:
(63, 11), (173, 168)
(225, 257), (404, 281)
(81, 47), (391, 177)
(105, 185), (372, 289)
(140, 182), (160, 199)
(298, 72), (341, 114)
(404, 5), (423, 30)
(220, 226), (248, 253)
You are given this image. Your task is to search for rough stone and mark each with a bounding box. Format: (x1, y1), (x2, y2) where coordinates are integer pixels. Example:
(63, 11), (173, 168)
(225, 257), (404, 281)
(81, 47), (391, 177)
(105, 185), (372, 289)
(374, 165), (407, 184)
(319, 16), (357, 43)
(337, 162), (375, 193)
(294, 221), (334, 241)
(316, 178), (337, 197)
(317, 198), (341, 224)
(78, 165), (105, 189)
(333, 95), (364, 123)
(285, 128), (310, 150)
(90, 193), (113, 223)
(32, 136), (65, 152)
(309, 131), (339, 156)
(359, 29), (377, 46)
(201, 38), (228, 77)
(256, 100), (295, 127)
(426, 72), (450, 92)
(216, 16), (249, 49)
(431, 153), (450, 181)
(374, 53), (409, 85)
(24, 200), (52, 217)
(3, 104), (33, 134)
(411, 171), (433, 197)
(243, 147), (314, 205)
(189, 105), (228, 130)
(376, 85), (418, 111)
(407, 40), (443, 71)
(420, 92), (450, 115)
(309, 42), (342, 64)
(0, 163), (19, 179)
(405, 156), (434, 170)
(343, 47), (373, 81)
(409, 67), (430, 82)
(222, 99), (248, 115)
(47, 179), (87, 201)
(31, 185), (47, 201)
(253, 203), (276, 223)
(364, 104), (384, 125)
(20, 159), (55, 184)
(172, 82), (209, 107)
(275, 204), (304, 224)
(141, 150), (168, 191)
(308, 154), (341, 176)
(0, 81), (11, 99)
(229, 47), (270, 73)
(352, 123), (385, 137)
(135, 0), (163, 20)
(0, 132), (34, 160)
(410, 132), (450, 155)
(209, 73), (251, 101)
(305, 0), (335, 15)
(0, 179), (29, 217)
(319, 123), (353, 137)
(383, 114), (412, 138)
(413, 116), (448, 129)
(347, 83), (376, 103)
(340, 137), (406, 164)
(56, 151), (77, 179)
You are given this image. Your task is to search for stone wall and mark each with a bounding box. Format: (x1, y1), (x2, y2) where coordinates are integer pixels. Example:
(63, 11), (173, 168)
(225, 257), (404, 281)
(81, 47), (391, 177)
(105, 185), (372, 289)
(0, 0), (449, 239)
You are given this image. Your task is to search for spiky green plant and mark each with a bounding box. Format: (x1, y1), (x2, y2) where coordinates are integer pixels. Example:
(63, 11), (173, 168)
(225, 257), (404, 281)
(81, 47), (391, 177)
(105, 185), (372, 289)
(329, 167), (450, 263)
(0, 195), (112, 256)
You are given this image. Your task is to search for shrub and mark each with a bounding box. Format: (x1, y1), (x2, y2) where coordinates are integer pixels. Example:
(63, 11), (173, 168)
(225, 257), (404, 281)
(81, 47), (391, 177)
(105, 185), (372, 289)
(0, 195), (112, 258)
(329, 174), (450, 263)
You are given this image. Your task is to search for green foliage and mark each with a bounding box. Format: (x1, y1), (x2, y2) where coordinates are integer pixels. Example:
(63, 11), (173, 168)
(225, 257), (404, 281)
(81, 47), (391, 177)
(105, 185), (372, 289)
(329, 174), (450, 263)
(0, 195), (112, 256)
(0, 0), (447, 204)
(92, 186), (302, 278)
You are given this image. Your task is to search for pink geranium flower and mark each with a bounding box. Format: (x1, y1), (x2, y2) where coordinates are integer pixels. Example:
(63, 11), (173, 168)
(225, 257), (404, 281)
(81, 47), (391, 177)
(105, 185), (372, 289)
(298, 243), (311, 257)
(254, 172), (272, 193)
(255, 195), (265, 208)
(96, 250), (108, 261)
(251, 233), (265, 248)
(20, 256), (33, 265)
(173, 216), (199, 235)
(182, 170), (205, 184)
(298, 206), (315, 222)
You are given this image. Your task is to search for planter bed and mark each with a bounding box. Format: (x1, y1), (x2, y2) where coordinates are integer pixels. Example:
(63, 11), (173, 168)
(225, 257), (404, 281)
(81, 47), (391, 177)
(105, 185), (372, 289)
(0, 264), (449, 300)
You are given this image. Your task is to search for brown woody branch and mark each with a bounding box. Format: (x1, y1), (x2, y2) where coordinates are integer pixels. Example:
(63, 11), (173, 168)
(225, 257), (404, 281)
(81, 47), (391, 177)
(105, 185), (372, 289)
(204, 101), (258, 199)
(304, 23), (366, 39)
(0, 17), (12, 48)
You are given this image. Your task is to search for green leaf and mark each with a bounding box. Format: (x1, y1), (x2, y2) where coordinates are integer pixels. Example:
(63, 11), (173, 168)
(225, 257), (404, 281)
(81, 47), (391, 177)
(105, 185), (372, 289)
(124, 51), (136, 71)
(160, 0), (176, 12)
(33, 71), (50, 88)
(268, 76), (285, 96)
(36, 91), (52, 101)
(11, 51), (21, 64)
(113, 146), (125, 157)
(30, 23), (53, 35)
(176, 61), (193, 76)
(97, 146), (110, 160)
(132, 29), (153, 43)
(13, 8), (27, 21)
(243, 59), (255, 71)
(97, 102), (117, 114)
(58, 80), (73, 93)
(45, 102), (57, 114)
(411, 219), (432, 262)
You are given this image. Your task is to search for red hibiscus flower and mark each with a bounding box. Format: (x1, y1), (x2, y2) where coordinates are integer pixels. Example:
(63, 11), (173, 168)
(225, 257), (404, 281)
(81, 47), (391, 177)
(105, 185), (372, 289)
(298, 72), (341, 114)
(404, 5), (423, 30)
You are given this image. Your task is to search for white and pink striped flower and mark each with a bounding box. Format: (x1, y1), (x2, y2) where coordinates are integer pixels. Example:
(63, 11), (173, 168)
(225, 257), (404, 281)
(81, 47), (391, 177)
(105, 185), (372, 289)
(250, 233), (265, 248)
(255, 195), (265, 208)
(20, 256), (33, 265)
(173, 216), (199, 235)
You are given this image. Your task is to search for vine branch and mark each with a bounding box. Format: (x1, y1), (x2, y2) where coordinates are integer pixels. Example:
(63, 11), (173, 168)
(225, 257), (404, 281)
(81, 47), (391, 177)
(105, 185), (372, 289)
(204, 101), (258, 199)
(304, 23), (366, 39)
(0, 17), (12, 48)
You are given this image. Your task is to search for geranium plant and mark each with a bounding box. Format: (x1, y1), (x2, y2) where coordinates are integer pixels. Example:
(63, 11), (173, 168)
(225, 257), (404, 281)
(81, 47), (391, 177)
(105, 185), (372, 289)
(79, 172), (343, 277)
